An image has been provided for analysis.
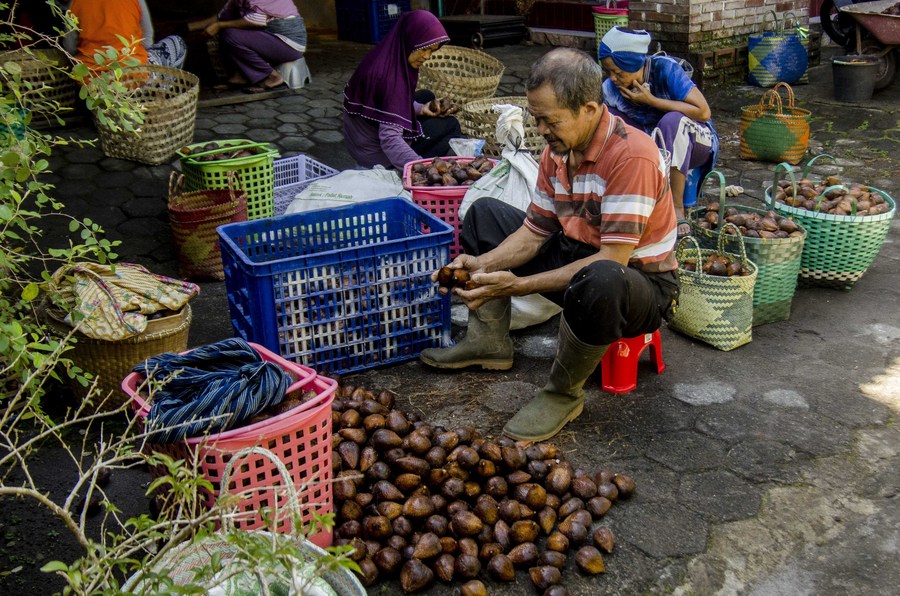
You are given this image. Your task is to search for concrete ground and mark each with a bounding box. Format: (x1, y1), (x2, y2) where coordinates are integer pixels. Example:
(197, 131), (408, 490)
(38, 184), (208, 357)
(1, 32), (898, 595)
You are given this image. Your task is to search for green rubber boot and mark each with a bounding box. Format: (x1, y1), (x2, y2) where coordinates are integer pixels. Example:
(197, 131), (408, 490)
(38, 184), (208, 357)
(419, 297), (514, 370)
(502, 316), (608, 441)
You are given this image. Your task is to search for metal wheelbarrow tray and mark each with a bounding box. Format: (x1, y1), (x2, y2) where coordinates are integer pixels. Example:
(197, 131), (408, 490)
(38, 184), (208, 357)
(840, 0), (900, 88)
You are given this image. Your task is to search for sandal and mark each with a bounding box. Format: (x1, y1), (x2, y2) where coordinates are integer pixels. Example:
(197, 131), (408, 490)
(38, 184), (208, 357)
(243, 81), (288, 94)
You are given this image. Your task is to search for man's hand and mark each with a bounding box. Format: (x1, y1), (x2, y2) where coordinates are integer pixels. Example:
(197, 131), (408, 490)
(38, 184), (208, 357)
(455, 270), (519, 311)
(431, 254), (482, 294)
(203, 21), (222, 37)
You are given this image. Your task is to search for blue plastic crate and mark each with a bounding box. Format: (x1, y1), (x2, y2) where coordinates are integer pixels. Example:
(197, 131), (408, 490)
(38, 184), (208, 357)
(273, 155), (339, 216)
(335, 0), (410, 44)
(217, 197), (453, 375)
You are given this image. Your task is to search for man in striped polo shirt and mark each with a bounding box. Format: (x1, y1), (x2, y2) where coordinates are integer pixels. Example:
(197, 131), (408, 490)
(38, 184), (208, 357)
(419, 47), (679, 441)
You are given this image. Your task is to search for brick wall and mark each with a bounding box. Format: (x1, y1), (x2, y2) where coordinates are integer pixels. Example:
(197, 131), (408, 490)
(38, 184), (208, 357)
(626, 0), (809, 87)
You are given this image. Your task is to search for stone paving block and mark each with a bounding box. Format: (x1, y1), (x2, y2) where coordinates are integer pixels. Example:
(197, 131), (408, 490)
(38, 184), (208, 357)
(645, 430), (730, 472)
(96, 171), (135, 189)
(615, 501), (709, 558)
(678, 469), (764, 522)
(280, 136), (316, 153)
(724, 438), (808, 484)
(212, 123), (248, 135)
(599, 458), (681, 504)
(311, 130), (344, 144)
(59, 162), (101, 180)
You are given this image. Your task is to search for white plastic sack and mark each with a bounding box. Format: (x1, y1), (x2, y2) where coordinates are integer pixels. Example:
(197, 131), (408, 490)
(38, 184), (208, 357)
(457, 104), (561, 329)
(284, 166), (410, 214)
(458, 104), (539, 220)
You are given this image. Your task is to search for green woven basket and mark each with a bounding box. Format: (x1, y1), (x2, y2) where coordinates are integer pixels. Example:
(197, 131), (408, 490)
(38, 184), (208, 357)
(179, 140), (279, 221)
(767, 157), (896, 290)
(670, 226), (758, 351)
(689, 171), (806, 326)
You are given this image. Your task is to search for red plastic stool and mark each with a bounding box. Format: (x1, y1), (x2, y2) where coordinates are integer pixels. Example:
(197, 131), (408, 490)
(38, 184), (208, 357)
(599, 330), (665, 394)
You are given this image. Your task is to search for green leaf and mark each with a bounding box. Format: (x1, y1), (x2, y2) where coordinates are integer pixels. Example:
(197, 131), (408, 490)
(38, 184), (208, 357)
(21, 283), (39, 302)
(5, 61), (21, 76)
(68, 219), (80, 232)
(40, 561), (68, 573)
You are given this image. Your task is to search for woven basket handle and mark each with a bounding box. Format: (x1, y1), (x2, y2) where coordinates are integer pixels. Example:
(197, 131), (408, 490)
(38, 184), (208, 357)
(220, 446), (300, 533)
(815, 184), (856, 215)
(676, 234), (703, 267)
(167, 171), (185, 203)
(759, 88), (784, 114)
(772, 82), (796, 108)
(699, 170), (727, 228)
(783, 11), (798, 30)
(764, 10), (782, 34)
(224, 171), (245, 204)
(769, 162), (799, 209)
(801, 153), (836, 180)
(717, 222), (749, 265)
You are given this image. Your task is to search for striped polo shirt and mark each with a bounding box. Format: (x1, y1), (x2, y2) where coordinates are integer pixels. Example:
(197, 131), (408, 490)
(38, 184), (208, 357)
(525, 108), (677, 273)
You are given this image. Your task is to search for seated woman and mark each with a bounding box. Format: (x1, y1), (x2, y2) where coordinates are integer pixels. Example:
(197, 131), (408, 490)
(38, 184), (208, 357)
(189, 0), (306, 93)
(64, 0), (187, 73)
(598, 27), (718, 237)
(342, 10), (463, 170)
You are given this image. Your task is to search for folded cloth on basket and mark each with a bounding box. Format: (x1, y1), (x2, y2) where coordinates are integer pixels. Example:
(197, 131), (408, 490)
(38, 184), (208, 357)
(49, 262), (199, 341)
(134, 338), (291, 443)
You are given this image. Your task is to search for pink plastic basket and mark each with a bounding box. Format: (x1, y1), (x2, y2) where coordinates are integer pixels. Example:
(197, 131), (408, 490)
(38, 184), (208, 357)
(402, 156), (497, 260)
(122, 342), (337, 547)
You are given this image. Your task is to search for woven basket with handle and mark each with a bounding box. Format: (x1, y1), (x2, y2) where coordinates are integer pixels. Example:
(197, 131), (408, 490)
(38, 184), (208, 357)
(670, 225), (758, 351)
(739, 82), (810, 165)
(458, 96), (546, 158)
(688, 171), (805, 326)
(417, 46), (505, 105)
(767, 156), (895, 290)
(168, 172), (248, 281)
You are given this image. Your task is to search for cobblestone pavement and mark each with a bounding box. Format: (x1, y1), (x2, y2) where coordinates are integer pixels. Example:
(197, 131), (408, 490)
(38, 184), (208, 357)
(3, 33), (898, 595)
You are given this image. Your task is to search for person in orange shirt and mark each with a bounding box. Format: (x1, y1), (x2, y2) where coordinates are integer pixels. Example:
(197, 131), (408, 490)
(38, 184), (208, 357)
(63, 0), (186, 73)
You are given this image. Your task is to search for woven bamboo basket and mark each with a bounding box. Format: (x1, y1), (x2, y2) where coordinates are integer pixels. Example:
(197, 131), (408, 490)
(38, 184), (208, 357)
(688, 172), (806, 326)
(0, 48), (78, 122)
(767, 160), (895, 290)
(670, 228), (758, 351)
(89, 65), (199, 165)
(168, 173), (248, 281)
(459, 96), (546, 158)
(47, 305), (192, 410)
(418, 46), (505, 105)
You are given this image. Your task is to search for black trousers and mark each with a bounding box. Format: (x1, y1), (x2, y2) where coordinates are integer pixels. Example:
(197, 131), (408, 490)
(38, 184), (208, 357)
(461, 197), (679, 346)
(410, 90), (462, 159)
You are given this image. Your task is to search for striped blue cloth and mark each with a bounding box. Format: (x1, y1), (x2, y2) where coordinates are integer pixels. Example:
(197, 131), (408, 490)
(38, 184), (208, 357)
(135, 338), (291, 443)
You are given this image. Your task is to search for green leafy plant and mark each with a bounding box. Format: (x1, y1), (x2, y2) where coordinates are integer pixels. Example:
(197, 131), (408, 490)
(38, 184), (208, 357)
(1, 4), (358, 594)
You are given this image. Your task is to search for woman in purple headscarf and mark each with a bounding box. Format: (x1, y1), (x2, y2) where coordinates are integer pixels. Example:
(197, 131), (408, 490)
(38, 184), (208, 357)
(343, 10), (463, 170)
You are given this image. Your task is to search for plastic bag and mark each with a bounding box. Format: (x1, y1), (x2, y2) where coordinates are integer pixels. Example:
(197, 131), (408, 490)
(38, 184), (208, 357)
(284, 166), (410, 214)
(449, 138), (485, 157)
(458, 104), (539, 220)
(458, 104), (562, 328)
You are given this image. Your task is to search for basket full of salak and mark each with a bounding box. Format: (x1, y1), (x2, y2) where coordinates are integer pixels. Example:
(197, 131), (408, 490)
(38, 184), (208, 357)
(689, 171), (807, 326)
(765, 155), (895, 290)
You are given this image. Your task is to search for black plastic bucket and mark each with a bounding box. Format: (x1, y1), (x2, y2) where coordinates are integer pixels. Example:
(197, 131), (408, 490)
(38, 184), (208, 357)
(832, 55), (879, 102)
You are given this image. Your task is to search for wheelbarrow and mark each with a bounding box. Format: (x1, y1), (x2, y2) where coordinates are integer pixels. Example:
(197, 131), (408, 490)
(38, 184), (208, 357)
(840, 0), (900, 88)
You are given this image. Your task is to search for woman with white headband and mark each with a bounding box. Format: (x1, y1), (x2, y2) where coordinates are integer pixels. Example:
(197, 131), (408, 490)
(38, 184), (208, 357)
(598, 27), (718, 238)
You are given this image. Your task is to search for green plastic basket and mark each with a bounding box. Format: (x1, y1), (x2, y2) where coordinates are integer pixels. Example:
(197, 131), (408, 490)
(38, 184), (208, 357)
(689, 171), (806, 326)
(594, 11), (629, 61)
(179, 140), (279, 220)
(766, 158), (896, 290)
